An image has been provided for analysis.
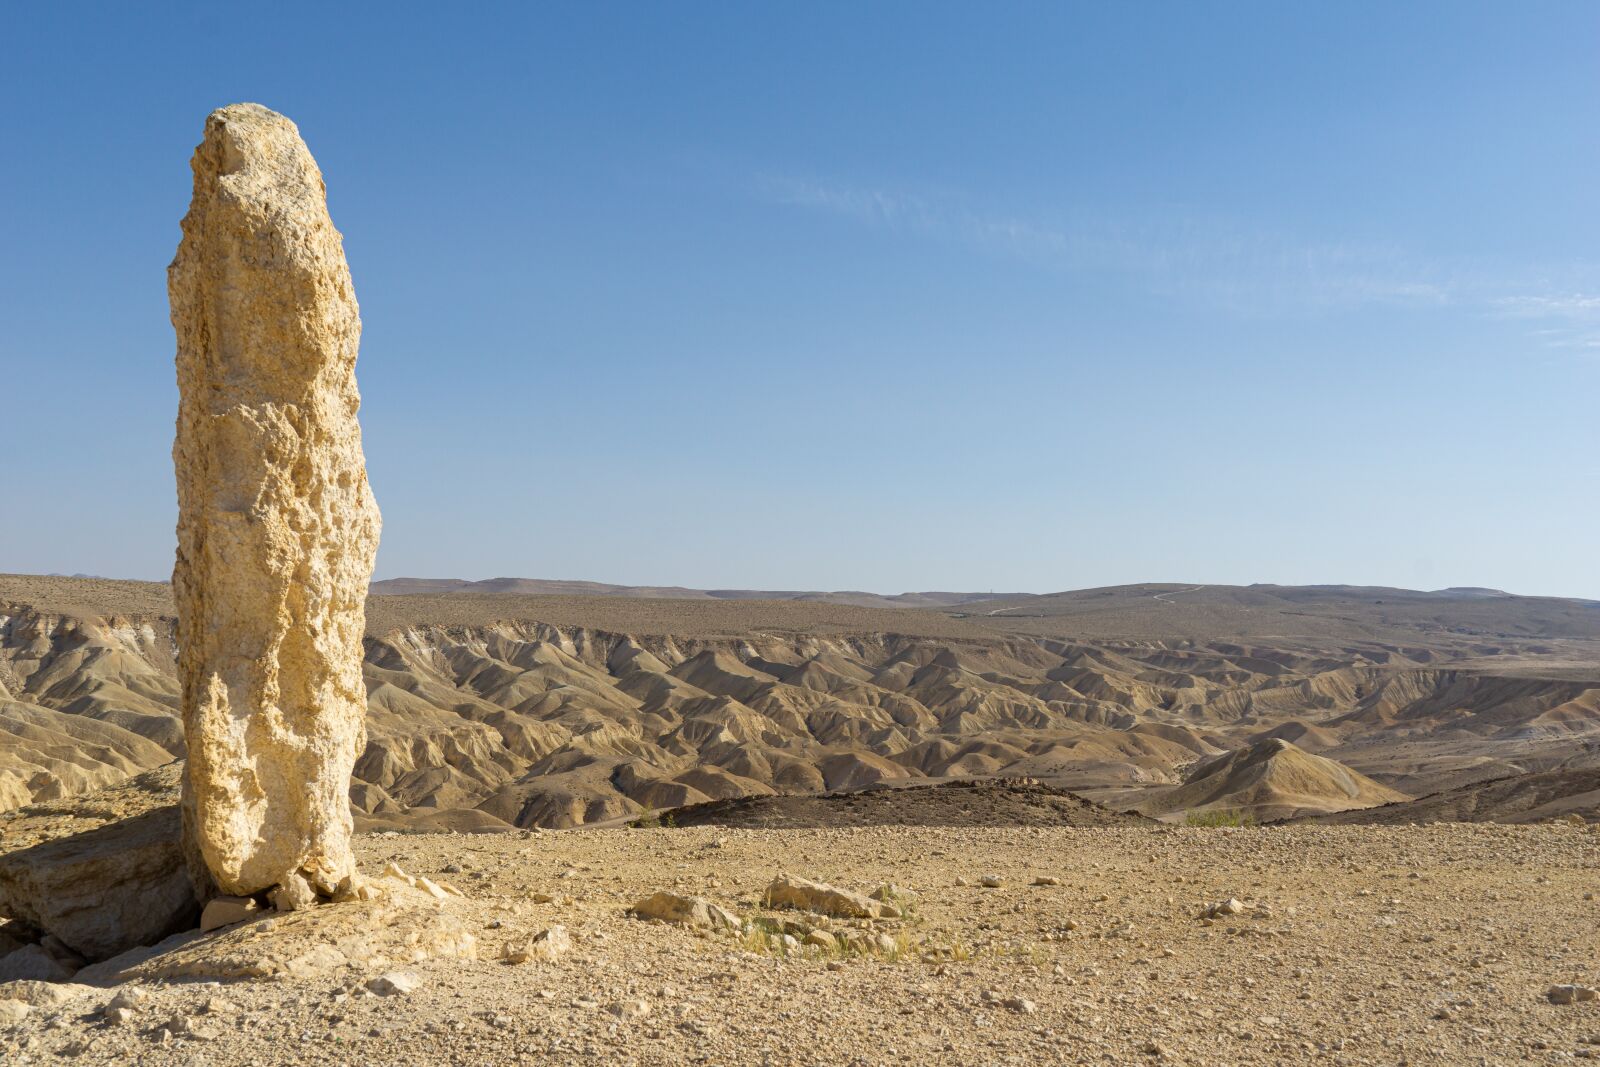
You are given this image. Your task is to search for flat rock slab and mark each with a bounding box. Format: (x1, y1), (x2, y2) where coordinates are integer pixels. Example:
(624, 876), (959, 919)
(763, 874), (896, 919)
(76, 876), (475, 985)
(0, 807), (194, 961)
(0, 981), (105, 1009)
(628, 891), (739, 930)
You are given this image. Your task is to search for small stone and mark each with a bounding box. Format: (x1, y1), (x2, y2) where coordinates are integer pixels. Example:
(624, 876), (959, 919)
(200, 896), (261, 932)
(106, 986), (151, 1012)
(270, 871), (318, 913)
(607, 998), (652, 1021)
(331, 874), (366, 903)
(502, 925), (572, 964)
(366, 971), (420, 997)
(980, 875), (1003, 889)
(802, 930), (838, 951)
(166, 1013), (219, 1040)
(1003, 997), (1037, 1014)
(104, 1006), (137, 1026)
(415, 876), (449, 901)
(1200, 898), (1244, 919)
(1032, 876), (1062, 887)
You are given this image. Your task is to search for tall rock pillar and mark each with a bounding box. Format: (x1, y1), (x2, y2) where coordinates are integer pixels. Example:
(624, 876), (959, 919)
(169, 103), (380, 901)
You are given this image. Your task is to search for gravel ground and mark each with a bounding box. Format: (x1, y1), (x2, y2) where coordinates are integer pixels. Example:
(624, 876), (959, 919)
(4, 821), (1599, 1066)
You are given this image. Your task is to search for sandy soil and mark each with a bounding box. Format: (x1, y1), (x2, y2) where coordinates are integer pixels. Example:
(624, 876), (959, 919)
(4, 821), (1599, 1066)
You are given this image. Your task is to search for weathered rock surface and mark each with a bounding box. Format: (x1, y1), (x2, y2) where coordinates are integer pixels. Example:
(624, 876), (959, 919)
(73, 874), (473, 985)
(501, 924), (571, 963)
(628, 892), (740, 930)
(169, 102), (381, 897)
(1199, 897), (1245, 919)
(199, 896), (260, 933)
(0, 981), (102, 1010)
(1547, 983), (1599, 1005)
(0, 945), (74, 983)
(0, 807), (194, 960)
(762, 874), (897, 919)
(10, 575), (1600, 834)
(365, 971), (420, 997)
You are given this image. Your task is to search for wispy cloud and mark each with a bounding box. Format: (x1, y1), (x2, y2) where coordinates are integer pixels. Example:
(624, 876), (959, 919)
(759, 176), (1075, 262)
(1494, 293), (1600, 317)
(755, 173), (1600, 350)
(1491, 293), (1600, 354)
(757, 173), (1457, 314)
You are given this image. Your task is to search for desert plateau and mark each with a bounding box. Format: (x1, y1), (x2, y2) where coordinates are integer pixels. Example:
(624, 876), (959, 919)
(7, 7), (1600, 1065)
(4, 573), (1600, 1064)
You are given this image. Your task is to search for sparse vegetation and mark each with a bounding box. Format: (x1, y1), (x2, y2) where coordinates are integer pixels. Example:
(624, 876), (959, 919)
(1184, 808), (1255, 828)
(628, 810), (677, 829)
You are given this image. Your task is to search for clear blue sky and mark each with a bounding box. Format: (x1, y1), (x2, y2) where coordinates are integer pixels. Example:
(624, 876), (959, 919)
(3, 3), (1597, 597)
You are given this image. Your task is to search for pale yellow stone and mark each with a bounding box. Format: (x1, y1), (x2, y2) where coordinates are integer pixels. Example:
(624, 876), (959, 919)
(170, 103), (381, 898)
(762, 874), (894, 919)
(199, 896), (260, 933)
(269, 871), (317, 912)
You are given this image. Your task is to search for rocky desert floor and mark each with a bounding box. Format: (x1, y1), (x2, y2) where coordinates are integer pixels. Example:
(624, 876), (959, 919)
(5, 820), (1600, 1066)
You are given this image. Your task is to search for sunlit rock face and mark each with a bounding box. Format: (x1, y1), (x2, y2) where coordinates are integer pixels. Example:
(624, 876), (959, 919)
(169, 103), (380, 899)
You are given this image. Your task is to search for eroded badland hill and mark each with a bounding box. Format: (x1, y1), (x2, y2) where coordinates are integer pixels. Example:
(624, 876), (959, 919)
(4, 574), (1600, 1064)
(5, 573), (1599, 829)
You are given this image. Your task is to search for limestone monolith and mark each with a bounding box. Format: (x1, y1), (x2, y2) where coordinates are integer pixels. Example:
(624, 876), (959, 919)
(169, 103), (380, 899)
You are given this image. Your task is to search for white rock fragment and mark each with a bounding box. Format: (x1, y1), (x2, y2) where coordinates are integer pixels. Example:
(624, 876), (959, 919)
(1199, 898), (1245, 919)
(501, 925), (572, 964)
(366, 971), (420, 997)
